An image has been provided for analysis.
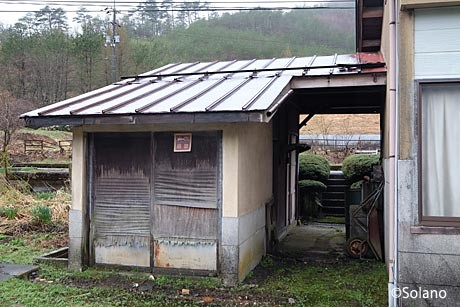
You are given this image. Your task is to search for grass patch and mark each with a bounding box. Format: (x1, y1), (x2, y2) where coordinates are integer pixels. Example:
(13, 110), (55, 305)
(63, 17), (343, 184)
(31, 205), (53, 225)
(0, 278), (171, 307)
(0, 231), (388, 306)
(0, 232), (63, 264)
(253, 260), (387, 306)
(35, 192), (56, 201)
(19, 128), (72, 142)
(0, 206), (19, 219)
(0, 178), (70, 234)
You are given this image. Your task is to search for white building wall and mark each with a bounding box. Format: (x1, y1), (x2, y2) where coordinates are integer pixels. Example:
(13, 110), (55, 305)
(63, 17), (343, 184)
(415, 7), (460, 79)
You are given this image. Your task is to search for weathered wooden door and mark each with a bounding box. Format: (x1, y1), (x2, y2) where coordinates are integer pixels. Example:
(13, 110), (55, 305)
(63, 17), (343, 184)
(152, 131), (220, 272)
(91, 133), (151, 267)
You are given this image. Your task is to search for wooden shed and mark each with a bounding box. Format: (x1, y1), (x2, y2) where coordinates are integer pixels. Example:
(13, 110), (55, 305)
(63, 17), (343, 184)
(22, 54), (386, 284)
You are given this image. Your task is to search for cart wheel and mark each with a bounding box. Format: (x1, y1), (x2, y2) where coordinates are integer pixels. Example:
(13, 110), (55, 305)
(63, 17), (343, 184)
(345, 237), (369, 259)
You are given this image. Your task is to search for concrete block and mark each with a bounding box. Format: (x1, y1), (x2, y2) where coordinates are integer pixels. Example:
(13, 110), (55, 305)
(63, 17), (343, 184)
(221, 245), (238, 275)
(238, 206), (265, 245)
(398, 160), (418, 224)
(398, 283), (460, 307)
(68, 237), (83, 271)
(255, 206), (266, 230)
(398, 223), (460, 255)
(238, 228), (265, 282)
(69, 209), (83, 239)
(222, 273), (238, 286)
(399, 251), (460, 286)
(222, 217), (239, 246)
(238, 208), (257, 245)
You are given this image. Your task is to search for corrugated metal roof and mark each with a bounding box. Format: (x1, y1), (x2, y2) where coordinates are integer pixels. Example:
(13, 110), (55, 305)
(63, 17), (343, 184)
(22, 52), (385, 118)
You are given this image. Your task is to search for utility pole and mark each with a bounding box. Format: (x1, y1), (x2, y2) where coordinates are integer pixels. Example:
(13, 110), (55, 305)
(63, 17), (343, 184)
(107, 0), (120, 83)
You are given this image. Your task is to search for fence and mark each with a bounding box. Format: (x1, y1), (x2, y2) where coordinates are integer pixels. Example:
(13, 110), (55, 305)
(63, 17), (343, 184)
(299, 134), (381, 151)
(23, 139), (72, 154)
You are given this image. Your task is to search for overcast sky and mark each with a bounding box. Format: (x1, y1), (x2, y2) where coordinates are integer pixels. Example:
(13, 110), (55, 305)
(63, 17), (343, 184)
(0, 0), (353, 29)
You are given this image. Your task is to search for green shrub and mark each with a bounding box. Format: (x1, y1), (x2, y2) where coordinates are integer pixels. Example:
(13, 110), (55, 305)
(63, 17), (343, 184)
(0, 207), (19, 219)
(35, 192), (56, 200)
(350, 181), (363, 190)
(298, 153), (330, 183)
(31, 205), (52, 225)
(298, 179), (327, 192)
(342, 154), (380, 183)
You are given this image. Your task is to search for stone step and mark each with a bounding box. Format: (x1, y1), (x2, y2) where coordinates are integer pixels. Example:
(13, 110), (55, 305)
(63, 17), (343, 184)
(326, 185), (348, 193)
(322, 206), (345, 215)
(326, 178), (347, 185)
(329, 173), (345, 180)
(322, 191), (345, 198)
(322, 199), (346, 207)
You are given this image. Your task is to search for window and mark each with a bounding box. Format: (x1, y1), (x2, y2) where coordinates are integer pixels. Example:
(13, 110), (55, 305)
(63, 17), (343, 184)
(420, 82), (460, 226)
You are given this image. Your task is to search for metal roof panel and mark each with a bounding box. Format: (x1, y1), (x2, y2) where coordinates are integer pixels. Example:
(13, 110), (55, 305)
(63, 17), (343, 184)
(21, 52), (386, 121)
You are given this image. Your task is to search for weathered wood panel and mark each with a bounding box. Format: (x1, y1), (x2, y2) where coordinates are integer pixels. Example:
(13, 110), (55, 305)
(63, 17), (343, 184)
(92, 133), (151, 267)
(153, 131), (220, 271)
(153, 205), (218, 239)
(153, 131), (218, 209)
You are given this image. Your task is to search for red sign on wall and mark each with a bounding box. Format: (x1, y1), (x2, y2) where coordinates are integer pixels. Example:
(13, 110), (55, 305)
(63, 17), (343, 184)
(174, 133), (192, 152)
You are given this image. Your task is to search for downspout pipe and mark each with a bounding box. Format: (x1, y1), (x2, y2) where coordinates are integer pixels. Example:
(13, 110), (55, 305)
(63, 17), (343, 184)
(393, 0), (400, 303)
(388, 0), (399, 305)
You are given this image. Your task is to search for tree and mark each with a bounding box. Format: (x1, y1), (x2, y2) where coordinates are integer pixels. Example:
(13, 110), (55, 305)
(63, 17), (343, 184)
(0, 91), (33, 178)
(73, 8), (105, 92)
(72, 28), (103, 92)
(34, 6), (68, 32)
(138, 0), (164, 36)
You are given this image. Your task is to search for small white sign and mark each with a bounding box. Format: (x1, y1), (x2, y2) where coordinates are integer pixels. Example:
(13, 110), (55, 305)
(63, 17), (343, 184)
(174, 133), (192, 152)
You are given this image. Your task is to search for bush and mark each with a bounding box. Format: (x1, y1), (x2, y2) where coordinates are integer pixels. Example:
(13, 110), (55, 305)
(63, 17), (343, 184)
(298, 153), (330, 183)
(298, 179), (327, 192)
(342, 154), (380, 183)
(0, 207), (19, 219)
(35, 192), (56, 200)
(350, 181), (363, 190)
(31, 205), (52, 225)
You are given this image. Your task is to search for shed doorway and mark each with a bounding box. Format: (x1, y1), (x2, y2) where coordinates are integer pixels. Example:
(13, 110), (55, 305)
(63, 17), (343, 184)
(88, 131), (221, 273)
(270, 82), (386, 262)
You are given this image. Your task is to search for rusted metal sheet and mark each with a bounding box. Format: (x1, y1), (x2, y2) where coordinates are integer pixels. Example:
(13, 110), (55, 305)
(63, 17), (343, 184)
(94, 236), (150, 267)
(153, 131), (220, 271)
(92, 133), (151, 267)
(154, 239), (217, 271)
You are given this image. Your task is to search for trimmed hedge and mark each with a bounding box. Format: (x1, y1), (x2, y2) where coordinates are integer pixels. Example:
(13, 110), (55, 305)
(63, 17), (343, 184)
(298, 153), (330, 183)
(342, 154), (380, 183)
(298, 179), (327, 192)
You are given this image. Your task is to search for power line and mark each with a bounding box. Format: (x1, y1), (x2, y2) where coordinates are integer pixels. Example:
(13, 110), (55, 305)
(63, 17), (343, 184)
(0, 7), (353, 13)
(0, 0), (354, 9)
(0, 0), (355, 4)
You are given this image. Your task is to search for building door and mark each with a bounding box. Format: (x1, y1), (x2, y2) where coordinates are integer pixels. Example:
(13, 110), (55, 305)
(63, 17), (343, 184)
(91, 133), (151, 267)
(152, 131), (220, 272)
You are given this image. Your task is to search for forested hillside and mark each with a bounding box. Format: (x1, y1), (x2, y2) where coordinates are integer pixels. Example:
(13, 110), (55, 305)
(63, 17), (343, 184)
(0, 2), (355, 107)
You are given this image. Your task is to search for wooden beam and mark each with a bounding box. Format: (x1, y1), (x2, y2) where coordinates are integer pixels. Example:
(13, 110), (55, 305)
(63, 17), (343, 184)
(362, 39), (381, 48)
(363, 7), (384, 18)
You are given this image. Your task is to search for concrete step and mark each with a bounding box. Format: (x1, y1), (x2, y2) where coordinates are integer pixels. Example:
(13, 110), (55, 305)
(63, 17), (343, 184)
(329, 173), (345, 180)
(322, 199), (346, 207)
(322, 191), (345, 199)
(326, 185), (348, 193)
(327, 178), (346, 184)
(322, 206), (345, 215)
(0, 264), (39, 283)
